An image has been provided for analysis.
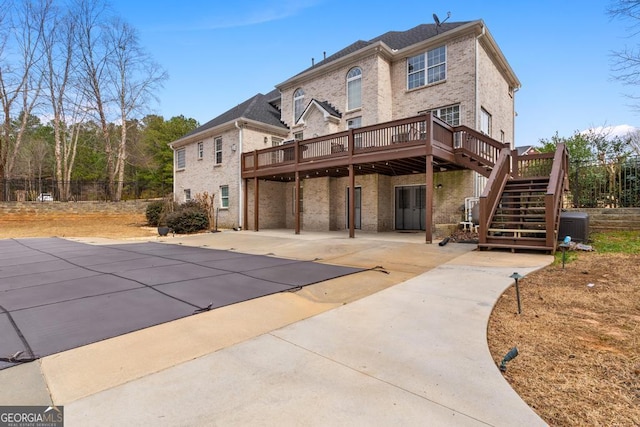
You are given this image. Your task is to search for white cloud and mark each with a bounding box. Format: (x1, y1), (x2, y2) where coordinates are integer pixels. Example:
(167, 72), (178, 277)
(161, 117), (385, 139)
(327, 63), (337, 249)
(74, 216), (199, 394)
(151, 0), (324, 32)
(582, 124), (638, 139)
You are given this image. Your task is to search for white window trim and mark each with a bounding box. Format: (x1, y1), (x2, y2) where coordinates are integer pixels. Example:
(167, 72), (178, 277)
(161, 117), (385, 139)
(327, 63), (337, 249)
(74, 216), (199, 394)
(346, 67), (362, 111)
(407, 45), (446, 90)
(220, 185), (229, 209)
(197, 142), (203, 160)
(480, 108), (492, 136)
(176, 148), (186, 170)
(430, 104), (461, 126)
(294, 88), (305, 123)
(214, 137), (223, 165)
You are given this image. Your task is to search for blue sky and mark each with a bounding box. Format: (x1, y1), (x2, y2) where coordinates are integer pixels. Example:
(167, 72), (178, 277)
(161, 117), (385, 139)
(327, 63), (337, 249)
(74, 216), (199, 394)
(110, 0), (639, 146)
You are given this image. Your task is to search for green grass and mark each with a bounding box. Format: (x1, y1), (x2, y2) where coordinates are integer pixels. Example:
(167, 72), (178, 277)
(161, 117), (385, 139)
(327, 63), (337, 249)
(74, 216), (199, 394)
(552, 230), (640, 265)
(590, 230), (640, 254)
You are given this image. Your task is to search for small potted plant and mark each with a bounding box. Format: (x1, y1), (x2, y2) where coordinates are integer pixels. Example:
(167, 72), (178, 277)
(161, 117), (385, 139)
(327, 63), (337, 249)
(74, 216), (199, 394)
(157, 196), (175, 236)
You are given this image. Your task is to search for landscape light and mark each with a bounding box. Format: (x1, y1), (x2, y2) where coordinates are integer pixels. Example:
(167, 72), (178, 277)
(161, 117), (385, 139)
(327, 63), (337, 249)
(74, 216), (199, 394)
(500, 346), (519, 372)
(510, 272), (523, 314)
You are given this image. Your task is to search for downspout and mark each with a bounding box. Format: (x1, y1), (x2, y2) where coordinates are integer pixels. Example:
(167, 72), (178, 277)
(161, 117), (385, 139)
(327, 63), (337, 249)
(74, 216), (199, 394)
(170, 145), (176, 202)
(512, 86), (520, 148)
(235, 121), (244, 228)
(474, 23), (486, 197)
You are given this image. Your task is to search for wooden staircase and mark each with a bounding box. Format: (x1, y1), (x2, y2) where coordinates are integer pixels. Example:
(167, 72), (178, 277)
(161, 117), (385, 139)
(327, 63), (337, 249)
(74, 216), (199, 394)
(469, 142), (570, 254)
(483, 177), (550, 250)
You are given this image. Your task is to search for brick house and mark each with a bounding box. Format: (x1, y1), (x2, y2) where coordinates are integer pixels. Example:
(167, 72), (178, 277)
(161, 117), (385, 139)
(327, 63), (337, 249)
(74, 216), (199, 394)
(170, 20), (522, 240)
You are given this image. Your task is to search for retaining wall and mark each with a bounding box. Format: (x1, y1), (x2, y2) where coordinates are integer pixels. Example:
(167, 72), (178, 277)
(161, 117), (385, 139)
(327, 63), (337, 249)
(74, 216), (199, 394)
(570, 208), (640, 232)
(0, 200), (151, 216)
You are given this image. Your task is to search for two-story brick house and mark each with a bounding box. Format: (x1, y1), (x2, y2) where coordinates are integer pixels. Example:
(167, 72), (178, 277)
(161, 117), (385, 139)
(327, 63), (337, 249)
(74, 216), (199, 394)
(170, 19), (520, 237)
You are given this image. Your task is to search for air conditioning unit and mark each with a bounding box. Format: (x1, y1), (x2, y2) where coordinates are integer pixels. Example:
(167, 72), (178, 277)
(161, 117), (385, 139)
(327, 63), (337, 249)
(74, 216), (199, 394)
(558, 212), (590, 242)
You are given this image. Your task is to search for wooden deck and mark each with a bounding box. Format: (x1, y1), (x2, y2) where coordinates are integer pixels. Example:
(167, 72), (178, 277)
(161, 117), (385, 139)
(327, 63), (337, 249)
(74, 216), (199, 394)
(241, 113), (569, 252)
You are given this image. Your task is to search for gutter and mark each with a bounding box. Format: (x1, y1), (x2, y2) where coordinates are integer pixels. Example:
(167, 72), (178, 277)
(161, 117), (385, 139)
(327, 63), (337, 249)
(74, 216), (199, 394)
(235, 121), (244, 228)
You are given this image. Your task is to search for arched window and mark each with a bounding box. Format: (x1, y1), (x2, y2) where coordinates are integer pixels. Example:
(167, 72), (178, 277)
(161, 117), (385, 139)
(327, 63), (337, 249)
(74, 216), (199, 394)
(294, 88), (305, 122)
(346, 67), (362, 110)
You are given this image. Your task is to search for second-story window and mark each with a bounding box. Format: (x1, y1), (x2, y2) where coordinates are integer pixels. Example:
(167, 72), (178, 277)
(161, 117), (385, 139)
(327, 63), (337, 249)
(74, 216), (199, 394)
(347, 67), (362, 110)
(197, 142), (203, 160)
(294, 88), (305, 122)
(480, 108), (492, 136)
(431, 105), (460, 126)
(407, 45), (446, 89)
(214, 137), (222, 164)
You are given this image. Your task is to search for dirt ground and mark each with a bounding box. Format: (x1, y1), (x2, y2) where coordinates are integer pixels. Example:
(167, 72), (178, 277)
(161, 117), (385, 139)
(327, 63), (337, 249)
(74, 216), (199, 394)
(2, 211), (638, 425)
(0, 212), (156, 239)
(488, 252), (640, 426)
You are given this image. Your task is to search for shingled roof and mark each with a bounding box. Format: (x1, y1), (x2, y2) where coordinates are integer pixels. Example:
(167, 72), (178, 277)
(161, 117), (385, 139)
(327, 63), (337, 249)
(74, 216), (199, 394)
(183, 21), (475, 139)
(290, 21), (473, 79)
(182, 88), (287, 138)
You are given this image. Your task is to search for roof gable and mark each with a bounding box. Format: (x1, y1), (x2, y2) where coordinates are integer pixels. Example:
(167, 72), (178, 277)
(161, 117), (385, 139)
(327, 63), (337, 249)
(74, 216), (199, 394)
(297, 99), (342, 125)
(182, 88), (287, 139)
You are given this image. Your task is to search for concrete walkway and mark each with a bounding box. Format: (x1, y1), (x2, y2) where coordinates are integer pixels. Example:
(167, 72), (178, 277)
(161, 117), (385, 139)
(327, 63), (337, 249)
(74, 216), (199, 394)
(1, 230), (552, 426)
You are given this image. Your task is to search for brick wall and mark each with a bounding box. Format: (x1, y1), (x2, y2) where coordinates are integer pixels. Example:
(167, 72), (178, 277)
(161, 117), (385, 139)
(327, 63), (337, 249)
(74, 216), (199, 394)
(392, 34), (477, 123)
(567, 208), (640, 232)
(0, 200), (150, 216)
(477, 38), (515, 145)
(245, 170), (475, 233)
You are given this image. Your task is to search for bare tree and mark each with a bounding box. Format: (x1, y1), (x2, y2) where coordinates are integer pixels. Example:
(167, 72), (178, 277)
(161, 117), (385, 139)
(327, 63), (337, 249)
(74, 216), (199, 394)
(0, 0), (49, 200)
(629, 128), (640, 154)
(610, 1), (640, 107)
(72, 0), (117, 199)
(104, 17), (167, 200)
(42, 1), (78, 200)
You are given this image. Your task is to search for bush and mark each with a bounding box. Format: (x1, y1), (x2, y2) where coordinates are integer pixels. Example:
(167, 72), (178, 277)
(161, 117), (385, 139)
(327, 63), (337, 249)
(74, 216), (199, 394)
(166, 208), (209, 234)
(145, 200), (164, 226)
(180, 199), (205, 211)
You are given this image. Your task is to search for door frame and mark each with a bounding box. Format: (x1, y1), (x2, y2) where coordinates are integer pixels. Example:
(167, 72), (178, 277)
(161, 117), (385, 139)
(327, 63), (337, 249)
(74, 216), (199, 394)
(393, 184), (426, 231)
(346, 185), (362, 230)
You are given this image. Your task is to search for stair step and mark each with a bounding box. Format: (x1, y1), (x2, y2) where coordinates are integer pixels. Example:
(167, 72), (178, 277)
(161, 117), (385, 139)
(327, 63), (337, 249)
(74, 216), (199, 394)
(507, 181), (548, 186)
(488, 228), (546, 236)
(492, 213), (546, 219)
(496, 207), (546, 211)
(502, 187), (546, 193)
(501, 193), (545, 199)
(478, 242), (553, 252)
(510, 177), (549, 183)
(498, 200), (545, 206)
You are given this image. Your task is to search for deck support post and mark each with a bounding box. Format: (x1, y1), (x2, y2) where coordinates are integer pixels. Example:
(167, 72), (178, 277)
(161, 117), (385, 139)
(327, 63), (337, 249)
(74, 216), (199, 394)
(425, 154), (434, 243)
(348, 164), (355, 238)
(253, 176), (259, 231)
(295, 171), (301, 235)
(243, 178), (249, 230)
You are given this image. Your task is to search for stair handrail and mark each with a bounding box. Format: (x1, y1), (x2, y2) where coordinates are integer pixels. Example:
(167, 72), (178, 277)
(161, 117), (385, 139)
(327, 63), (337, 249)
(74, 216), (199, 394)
(479, 147), (512, 244)
(453, 125), (509, 171)
(545, 143), (569, 250)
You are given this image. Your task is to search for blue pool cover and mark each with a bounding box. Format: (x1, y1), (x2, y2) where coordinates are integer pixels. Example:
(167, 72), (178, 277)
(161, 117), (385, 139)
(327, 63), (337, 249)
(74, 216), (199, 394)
(0, 238), (364, 369)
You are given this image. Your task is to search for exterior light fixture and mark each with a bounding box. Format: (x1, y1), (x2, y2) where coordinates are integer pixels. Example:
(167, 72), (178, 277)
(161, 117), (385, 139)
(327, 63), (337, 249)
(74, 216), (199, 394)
(509, 272), (523, 314)
(499, 347), (518, 372)
(559, 235), (571, 269)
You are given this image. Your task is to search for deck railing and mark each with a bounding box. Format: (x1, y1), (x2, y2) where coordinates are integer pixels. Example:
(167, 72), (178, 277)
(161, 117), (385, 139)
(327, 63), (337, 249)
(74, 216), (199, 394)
(544, 143), (569, 248)
(478, 147), (512, 244)
(453, 127), (506, 170)
(242, 114), (455, 174)
(512, 151), (555, 178)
